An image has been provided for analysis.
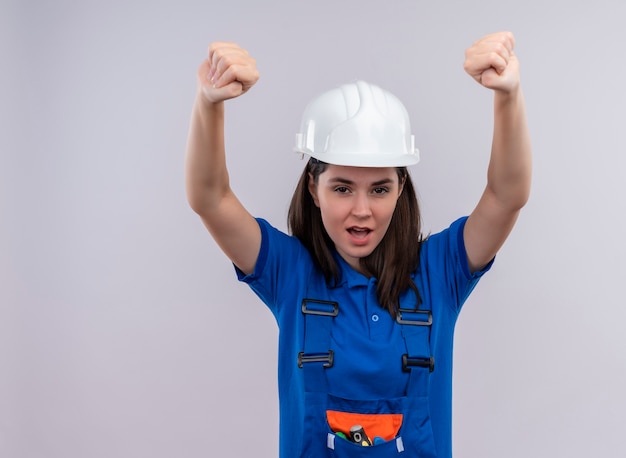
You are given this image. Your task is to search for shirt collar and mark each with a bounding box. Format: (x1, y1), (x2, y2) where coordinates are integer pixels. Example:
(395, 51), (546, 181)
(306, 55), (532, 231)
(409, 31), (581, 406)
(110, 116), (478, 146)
(332, 251), (374, 288)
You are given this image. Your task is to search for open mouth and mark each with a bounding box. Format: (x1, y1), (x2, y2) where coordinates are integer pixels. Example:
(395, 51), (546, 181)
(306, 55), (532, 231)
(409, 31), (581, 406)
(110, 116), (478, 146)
(347, 227), (372, 240)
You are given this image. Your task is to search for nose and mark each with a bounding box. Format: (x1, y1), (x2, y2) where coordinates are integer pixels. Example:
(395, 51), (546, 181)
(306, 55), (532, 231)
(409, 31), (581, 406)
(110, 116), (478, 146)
(351, 193), (372, 218)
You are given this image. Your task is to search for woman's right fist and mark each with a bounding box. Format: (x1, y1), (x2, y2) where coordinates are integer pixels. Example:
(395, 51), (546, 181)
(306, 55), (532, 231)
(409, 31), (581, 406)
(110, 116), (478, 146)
(197, 42), (260, 103)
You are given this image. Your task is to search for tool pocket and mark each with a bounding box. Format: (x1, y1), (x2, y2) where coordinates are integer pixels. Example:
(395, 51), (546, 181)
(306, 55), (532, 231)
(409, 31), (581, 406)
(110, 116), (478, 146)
(321, 394), (437, 457)
(327, 432), (408, 456)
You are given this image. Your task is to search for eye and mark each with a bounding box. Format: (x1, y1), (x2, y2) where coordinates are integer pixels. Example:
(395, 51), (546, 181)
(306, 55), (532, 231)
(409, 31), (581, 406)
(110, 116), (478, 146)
(334, 186), (351, 194)
(372, 187), (389, 195)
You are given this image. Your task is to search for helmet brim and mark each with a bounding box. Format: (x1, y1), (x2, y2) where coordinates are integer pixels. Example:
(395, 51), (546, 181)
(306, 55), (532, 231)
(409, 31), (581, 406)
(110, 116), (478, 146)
(294, 148), (420, 167)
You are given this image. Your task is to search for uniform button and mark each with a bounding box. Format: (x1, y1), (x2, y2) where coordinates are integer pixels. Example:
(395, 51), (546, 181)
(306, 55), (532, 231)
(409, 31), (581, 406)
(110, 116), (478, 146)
(371, 314), (379, 322)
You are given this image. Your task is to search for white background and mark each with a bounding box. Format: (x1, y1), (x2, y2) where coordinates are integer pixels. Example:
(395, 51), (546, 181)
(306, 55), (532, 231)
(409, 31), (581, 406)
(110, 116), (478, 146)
(2, 0), (625, 456)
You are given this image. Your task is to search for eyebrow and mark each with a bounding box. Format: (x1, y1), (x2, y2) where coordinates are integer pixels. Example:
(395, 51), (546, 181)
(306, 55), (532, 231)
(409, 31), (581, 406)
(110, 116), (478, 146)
(327, 177), (395, 186)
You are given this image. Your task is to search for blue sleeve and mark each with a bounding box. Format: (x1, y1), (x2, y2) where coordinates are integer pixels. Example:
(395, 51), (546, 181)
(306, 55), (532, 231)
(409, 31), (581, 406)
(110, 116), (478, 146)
(421, 216), (494, 313)
(234, 218), (271, 285)
(235, 218), (312, 316)
(453, 216), (494, 282)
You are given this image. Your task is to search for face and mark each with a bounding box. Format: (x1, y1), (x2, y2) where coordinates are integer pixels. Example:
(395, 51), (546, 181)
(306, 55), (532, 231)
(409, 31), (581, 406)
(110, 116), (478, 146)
(308, 165), (404, 273)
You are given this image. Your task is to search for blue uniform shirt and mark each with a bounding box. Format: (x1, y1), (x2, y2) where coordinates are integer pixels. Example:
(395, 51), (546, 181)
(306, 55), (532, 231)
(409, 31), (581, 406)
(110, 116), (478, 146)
(237, 216), (492, 457)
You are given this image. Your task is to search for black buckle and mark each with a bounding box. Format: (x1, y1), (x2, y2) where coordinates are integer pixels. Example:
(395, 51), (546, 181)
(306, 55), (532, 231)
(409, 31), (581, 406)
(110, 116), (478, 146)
(301, 299), (339, 317)
(396, 308), (432, 326)
(402, 354), (435, 372)
(298, 350), (334, 368)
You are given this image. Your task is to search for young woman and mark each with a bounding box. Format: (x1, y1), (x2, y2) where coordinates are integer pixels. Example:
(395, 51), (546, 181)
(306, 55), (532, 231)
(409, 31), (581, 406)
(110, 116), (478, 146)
(186, 32), (531, 457)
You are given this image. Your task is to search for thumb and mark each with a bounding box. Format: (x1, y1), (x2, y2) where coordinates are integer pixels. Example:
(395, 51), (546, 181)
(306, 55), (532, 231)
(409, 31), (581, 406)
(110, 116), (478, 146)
(199, 78), (244, 103)
(214, 80), (244, 99)
(479, 56), (520, 92)
(479, 67), (500, 87)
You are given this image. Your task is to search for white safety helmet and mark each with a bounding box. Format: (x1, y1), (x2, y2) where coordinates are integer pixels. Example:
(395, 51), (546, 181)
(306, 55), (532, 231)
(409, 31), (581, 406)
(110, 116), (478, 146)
(294, 80), (420, 167)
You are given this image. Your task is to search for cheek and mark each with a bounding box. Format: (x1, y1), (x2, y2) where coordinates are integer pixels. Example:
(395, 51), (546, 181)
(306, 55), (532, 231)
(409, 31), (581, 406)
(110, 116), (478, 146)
(379, 201), (400, 228)
(318, 200), (352, 237)
(386, 202), (399, 219)
(319, 201), (344, 226)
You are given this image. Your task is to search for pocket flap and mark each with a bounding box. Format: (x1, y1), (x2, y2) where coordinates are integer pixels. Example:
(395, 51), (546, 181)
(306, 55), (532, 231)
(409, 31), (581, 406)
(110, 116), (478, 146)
(326, 410), (403, 441)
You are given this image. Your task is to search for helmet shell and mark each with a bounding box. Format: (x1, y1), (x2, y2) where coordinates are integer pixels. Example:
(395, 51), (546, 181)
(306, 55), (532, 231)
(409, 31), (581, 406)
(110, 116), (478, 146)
(294, 80), (419, 167)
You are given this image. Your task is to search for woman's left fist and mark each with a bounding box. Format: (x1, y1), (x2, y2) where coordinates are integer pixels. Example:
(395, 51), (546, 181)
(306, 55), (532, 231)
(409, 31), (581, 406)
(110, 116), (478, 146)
(463, 31), (520, 93)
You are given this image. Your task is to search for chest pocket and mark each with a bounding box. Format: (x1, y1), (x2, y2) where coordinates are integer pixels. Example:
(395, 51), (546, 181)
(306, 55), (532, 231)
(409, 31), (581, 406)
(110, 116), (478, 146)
(298, 293), (438, 457)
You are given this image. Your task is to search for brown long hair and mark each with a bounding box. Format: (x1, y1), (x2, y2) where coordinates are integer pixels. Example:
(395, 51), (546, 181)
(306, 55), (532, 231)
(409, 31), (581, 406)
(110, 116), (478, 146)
(288, 159), (423, 315)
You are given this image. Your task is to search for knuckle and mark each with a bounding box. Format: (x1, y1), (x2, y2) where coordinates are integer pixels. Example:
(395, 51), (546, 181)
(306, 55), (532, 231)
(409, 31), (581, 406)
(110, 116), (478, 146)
(219, 53), (234, 67)
(489, 51), (500, 62)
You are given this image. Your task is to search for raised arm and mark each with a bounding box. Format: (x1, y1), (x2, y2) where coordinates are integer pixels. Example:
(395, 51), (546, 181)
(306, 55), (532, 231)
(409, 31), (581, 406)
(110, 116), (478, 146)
(185, 42), (261, 274)
(462, 31), (532, 272)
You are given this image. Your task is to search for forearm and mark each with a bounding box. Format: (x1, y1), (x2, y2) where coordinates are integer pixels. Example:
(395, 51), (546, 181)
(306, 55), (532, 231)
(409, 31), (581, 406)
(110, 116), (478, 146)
(486, 87), (532, 210)
(185, 93), (231, 214)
